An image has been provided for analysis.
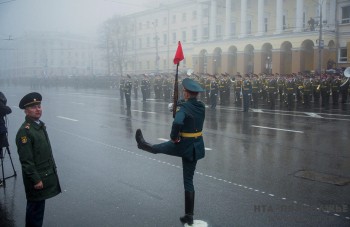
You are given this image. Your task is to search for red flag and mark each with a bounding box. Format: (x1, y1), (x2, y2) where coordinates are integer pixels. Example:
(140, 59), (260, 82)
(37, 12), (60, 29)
(173, 41), (184, 65)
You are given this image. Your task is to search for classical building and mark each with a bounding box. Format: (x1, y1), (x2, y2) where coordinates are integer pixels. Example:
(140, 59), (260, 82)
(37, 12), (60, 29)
(0, 32), (107, 78)
(120, 0), (350, 75)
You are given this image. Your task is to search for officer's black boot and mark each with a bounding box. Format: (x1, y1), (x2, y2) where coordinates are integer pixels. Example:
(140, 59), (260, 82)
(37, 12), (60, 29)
(180, 191), (195, 225)
(135, 129), (156, 154)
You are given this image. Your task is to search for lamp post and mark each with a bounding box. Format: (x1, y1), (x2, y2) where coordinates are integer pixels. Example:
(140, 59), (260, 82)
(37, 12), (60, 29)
(317, 0), (324, 77)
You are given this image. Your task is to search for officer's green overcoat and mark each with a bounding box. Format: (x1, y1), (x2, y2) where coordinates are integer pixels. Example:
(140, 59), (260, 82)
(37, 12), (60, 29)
(16, 116), (61, 201)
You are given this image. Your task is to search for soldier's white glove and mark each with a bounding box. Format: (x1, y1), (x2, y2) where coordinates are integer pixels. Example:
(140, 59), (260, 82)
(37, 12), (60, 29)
(168, 103), (173, 112)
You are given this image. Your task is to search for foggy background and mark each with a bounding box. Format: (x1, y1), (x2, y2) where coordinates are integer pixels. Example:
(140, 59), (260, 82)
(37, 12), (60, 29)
(0, 0), (168, 38)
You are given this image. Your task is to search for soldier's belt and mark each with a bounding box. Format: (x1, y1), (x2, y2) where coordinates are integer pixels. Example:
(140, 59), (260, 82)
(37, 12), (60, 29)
(179, 132), (202, 138)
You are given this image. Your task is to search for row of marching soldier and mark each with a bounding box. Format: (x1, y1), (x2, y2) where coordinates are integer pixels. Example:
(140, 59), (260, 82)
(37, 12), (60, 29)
(117, 70), (350, 111)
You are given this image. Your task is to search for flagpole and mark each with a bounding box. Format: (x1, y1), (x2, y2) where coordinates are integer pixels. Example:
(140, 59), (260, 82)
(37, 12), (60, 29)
(172, 41), (184, 118)
(172, 63), (179, 118)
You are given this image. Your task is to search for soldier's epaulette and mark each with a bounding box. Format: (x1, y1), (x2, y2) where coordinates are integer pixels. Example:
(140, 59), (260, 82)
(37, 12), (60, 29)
(25, 123), (30, 130)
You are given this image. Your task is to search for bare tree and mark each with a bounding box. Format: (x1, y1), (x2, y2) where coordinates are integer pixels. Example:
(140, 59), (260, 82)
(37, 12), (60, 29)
(100, 16), (131, 77)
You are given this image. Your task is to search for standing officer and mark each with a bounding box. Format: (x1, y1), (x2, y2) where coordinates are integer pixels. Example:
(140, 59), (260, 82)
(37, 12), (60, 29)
(124, 75), (133, 109)
(209, 75), (219, 109)
(135, 78), (205, 226)
(251, 74), (261, 109)
(119, 76), (125, 101)
(320, 75), (331, 108)
(234, 74), (242, 105)
(331, 75), (341, 105)
(133, 76), (139, 99)
(16, 92), (61, 227)
(140, 74), (149, 102)
(242, 74), (252, 112)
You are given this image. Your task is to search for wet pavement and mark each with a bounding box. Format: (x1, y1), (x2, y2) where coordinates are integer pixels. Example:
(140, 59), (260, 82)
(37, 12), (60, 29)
(0, 84), (349, 226)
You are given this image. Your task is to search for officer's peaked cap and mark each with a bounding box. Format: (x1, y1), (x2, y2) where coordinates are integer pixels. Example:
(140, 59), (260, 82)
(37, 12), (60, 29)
(182, 78), (204, 92)
(19, 92), (42, 109)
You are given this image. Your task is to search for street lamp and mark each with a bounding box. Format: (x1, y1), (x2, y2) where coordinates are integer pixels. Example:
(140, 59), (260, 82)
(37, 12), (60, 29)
(317, 0), (325, 76)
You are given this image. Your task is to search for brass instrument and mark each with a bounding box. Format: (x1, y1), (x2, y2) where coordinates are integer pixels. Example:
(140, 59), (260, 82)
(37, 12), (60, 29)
(340, 67), (350, 87)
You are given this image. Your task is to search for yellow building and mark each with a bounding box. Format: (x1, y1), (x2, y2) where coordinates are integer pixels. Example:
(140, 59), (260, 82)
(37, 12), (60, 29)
(121, 0), (350, 75)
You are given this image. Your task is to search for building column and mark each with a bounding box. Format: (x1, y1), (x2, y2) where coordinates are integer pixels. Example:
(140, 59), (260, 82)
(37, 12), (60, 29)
(224, 0), (232, 39)
(239, 0), (247, 38)
(209, 0), (217, 41)
(275, 0), (283, 34)
(197, 3), (203, 42)
(294, 0), (304, 32)
(256, 0), (264, 36)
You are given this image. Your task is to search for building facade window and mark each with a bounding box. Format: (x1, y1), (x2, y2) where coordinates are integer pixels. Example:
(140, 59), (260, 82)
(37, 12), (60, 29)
(264, 18), (268, 32)
(182, 31), (187, 42)
(341, 5), (350, 24)
(182, 13), (187, 21)
(172, 32), (176, 44)
(192, 29), (197, 42)
(339, 47), (348, 63)
(203, 27), (208, 40)
(147, 37), (150, 47)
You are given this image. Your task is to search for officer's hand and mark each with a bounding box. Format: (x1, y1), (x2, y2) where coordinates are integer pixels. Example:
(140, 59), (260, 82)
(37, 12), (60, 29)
(34, 181), (43, 190)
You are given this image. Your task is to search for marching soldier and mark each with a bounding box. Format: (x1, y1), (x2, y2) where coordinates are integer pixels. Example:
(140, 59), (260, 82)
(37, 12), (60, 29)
(210, 75), (219, 109)
(251, 74), (261, 109)
(331, 75), (341, 105)
(133, 76), (139, 99)
(140, 74), (150, 102)
(119, 76), (125, 101)
(242, 74), (252, 112)
(267, 75), (278, 109)
(303, 76), (312, 107)
(205, 76), (211, 105)
(340, 76), (349, 104)
(320, 75), (331, 108)
(234, 74), (242, 105)
(311, 76), (321, 104)
(154, 75), (163, 99)
(124, 75), (133, 109)
(135, 78), (205, 226)
(284, 75), (295, 110)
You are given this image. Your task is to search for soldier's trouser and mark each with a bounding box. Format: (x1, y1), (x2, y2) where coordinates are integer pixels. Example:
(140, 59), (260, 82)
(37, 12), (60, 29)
(243, 93), (249, 111)
(26, 200), (45, 227)
(182, 158), (197, 192)
(151, 142), (197, 191)
(125, 93), (131, 108)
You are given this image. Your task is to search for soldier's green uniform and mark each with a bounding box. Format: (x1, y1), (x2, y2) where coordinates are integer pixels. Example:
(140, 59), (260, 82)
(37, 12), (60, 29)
(16, 92), (61, 227)
(16, 117), (61, 201)
(136, 78), (205, 225)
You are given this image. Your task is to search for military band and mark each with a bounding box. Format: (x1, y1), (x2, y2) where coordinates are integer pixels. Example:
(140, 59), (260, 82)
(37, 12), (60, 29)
(113, 70), (350, 112)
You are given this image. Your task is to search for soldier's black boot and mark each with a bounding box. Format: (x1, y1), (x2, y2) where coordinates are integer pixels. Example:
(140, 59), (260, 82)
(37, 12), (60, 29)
(135, 129), (156, 154)
(180, 191), (195, 225)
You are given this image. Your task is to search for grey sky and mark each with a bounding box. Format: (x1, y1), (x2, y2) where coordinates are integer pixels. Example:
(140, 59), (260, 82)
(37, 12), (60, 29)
(0, 0), (161, 39)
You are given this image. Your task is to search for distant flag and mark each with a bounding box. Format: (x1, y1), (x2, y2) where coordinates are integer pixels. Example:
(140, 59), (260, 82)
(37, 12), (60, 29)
(173, 41), (184, 65)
